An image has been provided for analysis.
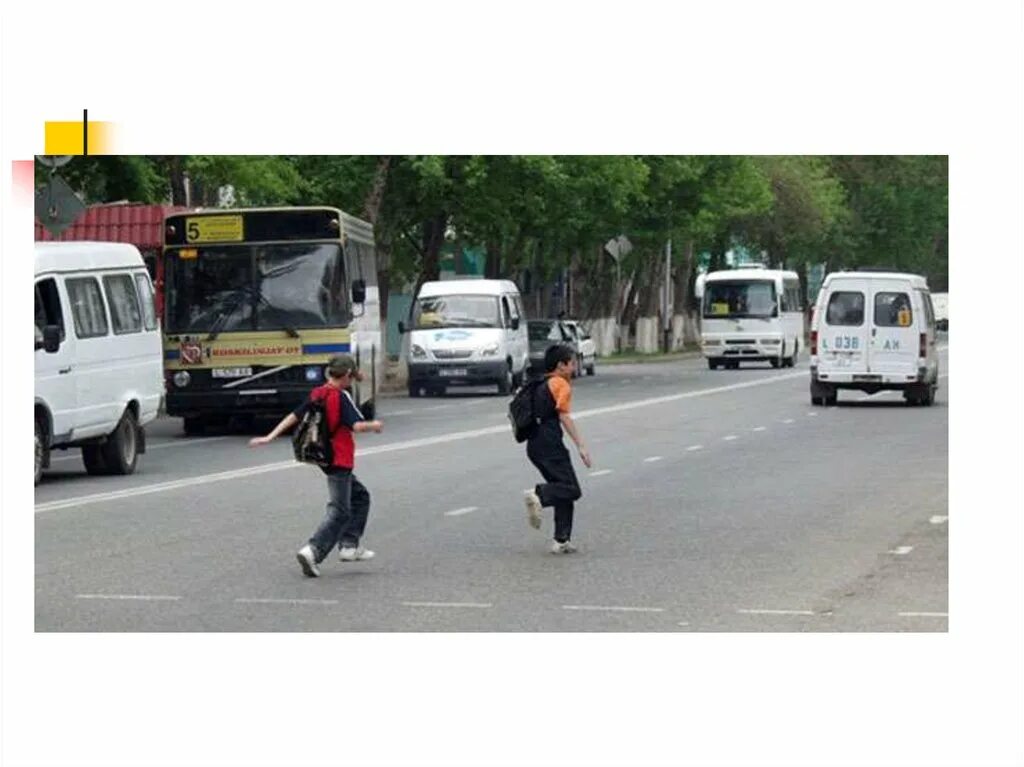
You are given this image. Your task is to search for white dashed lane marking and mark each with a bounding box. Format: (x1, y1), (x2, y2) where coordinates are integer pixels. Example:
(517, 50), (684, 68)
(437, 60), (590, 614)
(401, 601), (493, 609)
(76, 594), (182, 601)
(589, 469), (613, 477)
(723, 435), (738, 441)
(643, 456), (664, 463)
(889, 546), (914, 555)
(444, 507), (479, 517)
(686, 445), (703, 452)
(737, 608), (815, 616)
(930, 516), (948, 524)
(562, 605), (665, 613)
(752, 426), (767, 432)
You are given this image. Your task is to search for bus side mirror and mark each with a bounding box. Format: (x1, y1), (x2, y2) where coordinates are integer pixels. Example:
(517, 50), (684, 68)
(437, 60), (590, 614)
(398, 321), (407, 334)
(42, 325), (62, 354)
(352, 280), (367, 305)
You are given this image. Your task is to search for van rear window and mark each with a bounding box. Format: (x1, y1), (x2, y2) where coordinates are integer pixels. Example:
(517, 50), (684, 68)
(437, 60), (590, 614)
(874, 292), (913, 327)
(825, 291), (865, 326)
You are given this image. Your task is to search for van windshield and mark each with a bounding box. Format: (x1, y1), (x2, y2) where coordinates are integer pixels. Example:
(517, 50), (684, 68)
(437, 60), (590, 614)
(412, 295), (500, 329)
(702, 280), (777, 319)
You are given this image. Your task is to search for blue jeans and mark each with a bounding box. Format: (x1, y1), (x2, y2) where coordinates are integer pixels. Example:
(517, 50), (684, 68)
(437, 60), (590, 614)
(308, 470), (371, 562)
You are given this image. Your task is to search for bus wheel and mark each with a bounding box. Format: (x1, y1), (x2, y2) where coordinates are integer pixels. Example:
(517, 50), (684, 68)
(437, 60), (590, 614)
(183, 417), (206, 436)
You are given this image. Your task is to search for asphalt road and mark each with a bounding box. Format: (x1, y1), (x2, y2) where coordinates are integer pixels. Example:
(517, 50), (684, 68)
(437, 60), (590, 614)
(35, 344), (949, 631)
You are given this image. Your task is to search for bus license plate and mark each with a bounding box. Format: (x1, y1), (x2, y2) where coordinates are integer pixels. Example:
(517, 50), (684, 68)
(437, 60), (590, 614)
(440, 368), (467, 377)
(212, 367), (252, 378)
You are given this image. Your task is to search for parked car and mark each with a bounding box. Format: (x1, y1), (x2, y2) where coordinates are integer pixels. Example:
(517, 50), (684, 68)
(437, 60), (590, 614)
(35, 242), (164, 484)
(561, 320), (596, 376)
(809, 269), (940, 406)
(527, 319), (576, 378)
(399, 279), (529, 396)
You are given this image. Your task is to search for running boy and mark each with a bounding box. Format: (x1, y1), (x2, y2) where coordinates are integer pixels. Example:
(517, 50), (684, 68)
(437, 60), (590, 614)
(523, 343), (592, 553)
(249, 354), (383, 577)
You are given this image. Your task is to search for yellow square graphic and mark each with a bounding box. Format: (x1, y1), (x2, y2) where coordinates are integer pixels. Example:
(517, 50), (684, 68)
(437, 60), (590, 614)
(44, 121), (115, 155)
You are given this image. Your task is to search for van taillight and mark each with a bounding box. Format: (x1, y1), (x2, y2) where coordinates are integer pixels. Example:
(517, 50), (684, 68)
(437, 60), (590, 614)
(919, 333), (927, 358)
(810, 330), (818, 356)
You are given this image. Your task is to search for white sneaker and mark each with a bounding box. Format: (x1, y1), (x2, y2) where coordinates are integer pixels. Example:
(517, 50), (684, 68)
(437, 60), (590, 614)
(524, 490), (543, 530)
(339, 546), (375, 562)
(296, 544), (320, 577)
(550, 540), (577, 554)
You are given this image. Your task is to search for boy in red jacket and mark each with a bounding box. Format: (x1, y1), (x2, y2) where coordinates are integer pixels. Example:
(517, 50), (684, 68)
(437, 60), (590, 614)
(250, 354), (383, 577)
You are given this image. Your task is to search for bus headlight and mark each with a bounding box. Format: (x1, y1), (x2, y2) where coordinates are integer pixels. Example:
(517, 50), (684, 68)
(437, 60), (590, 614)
(306, 366), (321, 382)
(480, 342), (500, 356)
(411, 344), (427, 359)
(173, 371), (191, 388)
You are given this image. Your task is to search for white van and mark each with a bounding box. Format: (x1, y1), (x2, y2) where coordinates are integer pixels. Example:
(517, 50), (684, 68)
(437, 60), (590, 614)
(809, 270), (940, 406)
(35, 242), (164, 483)
(698, 267), (806, 369)
(399, 279), (529, 396)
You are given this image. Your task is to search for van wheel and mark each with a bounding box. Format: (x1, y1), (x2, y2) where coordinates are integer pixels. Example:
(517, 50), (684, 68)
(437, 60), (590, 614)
(34, 417), (47, 486)
(770, 357), (780, 369)
(101, 410), (140, 475)
(497, 364), (513, 395)
(708, 359), (719, 371)
(586, 363), (595, 376)
(727, 361), (740, 370)
(82, 445), (109, 475)
(825, 391), (838, 406)
(408, 383), (422, 398)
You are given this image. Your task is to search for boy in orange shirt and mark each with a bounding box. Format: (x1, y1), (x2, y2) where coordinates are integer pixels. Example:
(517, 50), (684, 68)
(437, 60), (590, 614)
(524, 344), (592, 553)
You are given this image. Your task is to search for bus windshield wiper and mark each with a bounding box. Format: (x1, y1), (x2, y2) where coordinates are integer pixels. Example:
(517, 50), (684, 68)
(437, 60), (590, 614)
(253, 291), (300, 338)
(206, 289), (250, 341)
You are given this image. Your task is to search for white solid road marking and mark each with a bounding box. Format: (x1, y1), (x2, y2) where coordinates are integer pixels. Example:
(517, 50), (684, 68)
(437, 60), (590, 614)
(643, 456), (664, 463)
(889, 546), (914, 555)
(723, 435), (738, 441)
(806, 412), (819, 417)
(444, 506), (479, 517)
(50, 436), (230, 463)
(36, 369), (809, 513)
(401, 601), (492, 608)
(589, 469), (613, 477)
(898, 612), (948, 618)
(686, 444), (704, 452)
(929, 515), (949, 524)
(737, 608), (815, 616)
(235, 598), (339, 605)
(76, 594), (182, 601)
(562, 605), (665, 613)
(752, 426), (767, 432)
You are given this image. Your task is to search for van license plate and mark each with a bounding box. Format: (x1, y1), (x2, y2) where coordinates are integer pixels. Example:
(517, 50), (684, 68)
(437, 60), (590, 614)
(852, 374), (881, 382)
(440, 368), (467, 377)
(212, 367), (252, 378)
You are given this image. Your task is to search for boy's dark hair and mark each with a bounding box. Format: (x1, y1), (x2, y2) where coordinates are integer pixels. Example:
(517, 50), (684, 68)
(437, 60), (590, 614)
(544, 343), (575, 373)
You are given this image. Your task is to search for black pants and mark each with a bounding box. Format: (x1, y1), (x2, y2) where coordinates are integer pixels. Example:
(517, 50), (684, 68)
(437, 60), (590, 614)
(527, 440), (581, 543)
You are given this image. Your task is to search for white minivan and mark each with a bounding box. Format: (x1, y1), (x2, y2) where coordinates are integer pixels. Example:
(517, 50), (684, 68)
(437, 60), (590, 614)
(399, 279), (529, 396)
(35, 242), (164, 483)
(809, 270), (940, 406)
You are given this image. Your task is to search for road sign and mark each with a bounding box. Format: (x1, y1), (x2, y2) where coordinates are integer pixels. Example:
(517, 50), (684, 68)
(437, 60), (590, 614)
(35, 175), (86, 237)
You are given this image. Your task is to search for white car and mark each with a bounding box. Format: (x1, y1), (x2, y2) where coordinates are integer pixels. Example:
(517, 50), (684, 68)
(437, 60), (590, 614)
(562, 320), (597, 376)
(35, 242), (164, 483)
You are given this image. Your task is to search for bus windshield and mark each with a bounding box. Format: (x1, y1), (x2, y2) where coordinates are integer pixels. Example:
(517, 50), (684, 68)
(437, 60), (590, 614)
(164, 242), (347, 334)
(703, 280), (777, 319)
(412, 295), (500, 329)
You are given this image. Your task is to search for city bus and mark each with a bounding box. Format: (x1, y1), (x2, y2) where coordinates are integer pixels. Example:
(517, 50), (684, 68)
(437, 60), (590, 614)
(161, 206), (382, 434)
(697, 266), (805, 370)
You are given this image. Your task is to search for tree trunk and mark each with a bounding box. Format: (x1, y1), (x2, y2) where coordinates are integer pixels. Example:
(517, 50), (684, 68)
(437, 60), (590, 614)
(413, 212), (447, 297)
(361, 156), (391, 225)
(166, 156), (187, 206)
(673, 239), (696, 315)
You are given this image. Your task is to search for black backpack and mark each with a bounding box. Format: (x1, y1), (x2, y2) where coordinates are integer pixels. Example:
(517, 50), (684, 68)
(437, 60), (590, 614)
(292, 393), (337, 467)
(508, 378), (551, 443)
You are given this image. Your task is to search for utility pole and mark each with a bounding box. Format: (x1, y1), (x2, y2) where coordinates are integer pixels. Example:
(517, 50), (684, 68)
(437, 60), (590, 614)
(663, 237), (672, 352)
